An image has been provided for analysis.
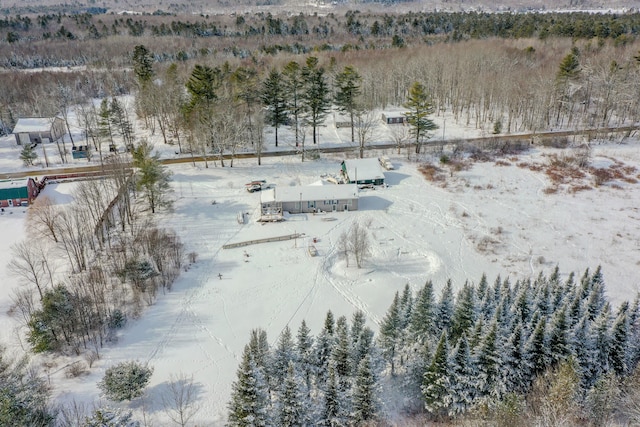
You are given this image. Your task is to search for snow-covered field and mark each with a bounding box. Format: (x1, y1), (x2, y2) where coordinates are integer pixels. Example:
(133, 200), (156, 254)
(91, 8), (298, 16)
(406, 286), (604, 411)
(1, 107), (640, 423)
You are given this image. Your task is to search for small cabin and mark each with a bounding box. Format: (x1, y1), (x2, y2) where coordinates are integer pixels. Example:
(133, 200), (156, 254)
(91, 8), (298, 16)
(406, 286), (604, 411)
(12, 117), (66, 146)
(381, 112), (405, 125)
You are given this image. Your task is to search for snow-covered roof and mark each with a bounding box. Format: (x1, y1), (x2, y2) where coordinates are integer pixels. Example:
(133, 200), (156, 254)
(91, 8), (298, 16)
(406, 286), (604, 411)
(261, 184), (358, 203)
(0, 179), (28, 190)
(12, 118), (56, 134)
(381, 111), (406, 117)
(342, 158), (385, 182)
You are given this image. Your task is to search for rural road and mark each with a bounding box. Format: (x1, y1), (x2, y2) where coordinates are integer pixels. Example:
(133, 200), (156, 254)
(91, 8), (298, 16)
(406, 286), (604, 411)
(0, 125), (636, 180)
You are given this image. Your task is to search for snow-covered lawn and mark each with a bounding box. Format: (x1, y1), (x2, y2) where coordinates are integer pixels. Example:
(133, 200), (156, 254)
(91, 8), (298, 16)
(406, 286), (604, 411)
(1, 102), (640, 423)
(1, 142), (637, 424)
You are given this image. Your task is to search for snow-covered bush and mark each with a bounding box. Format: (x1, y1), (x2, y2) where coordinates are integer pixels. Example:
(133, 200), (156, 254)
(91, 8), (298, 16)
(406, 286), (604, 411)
(98, 361), (153, 402)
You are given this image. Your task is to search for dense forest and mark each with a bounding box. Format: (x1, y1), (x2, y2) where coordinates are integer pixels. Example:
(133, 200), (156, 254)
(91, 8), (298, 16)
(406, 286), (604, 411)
(227, 268), (640, 426)
(1, 10), (639, 161)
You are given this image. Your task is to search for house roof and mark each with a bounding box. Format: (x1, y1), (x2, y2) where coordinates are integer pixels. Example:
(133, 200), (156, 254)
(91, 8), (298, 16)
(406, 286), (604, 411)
(342, 158), (385, 182)
(12, 118), (56, 134)
(0, 179), (28, 190)
(261, 184), (358, 203)
(381, 111), (406, 117)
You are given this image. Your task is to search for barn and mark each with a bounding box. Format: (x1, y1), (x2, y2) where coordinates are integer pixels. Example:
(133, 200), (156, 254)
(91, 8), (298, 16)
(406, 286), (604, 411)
(0, 178), (42, 207)
(12, 117), (66, 146)
(341, 158), (386, 186)
(260, 183), (358, 218)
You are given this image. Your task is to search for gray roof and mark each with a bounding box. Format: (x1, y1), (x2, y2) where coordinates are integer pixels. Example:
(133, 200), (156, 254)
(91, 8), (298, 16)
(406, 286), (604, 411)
(342, 158), (385, 182)
(12, 118), (56, 133)
(261, 184), (358, 203)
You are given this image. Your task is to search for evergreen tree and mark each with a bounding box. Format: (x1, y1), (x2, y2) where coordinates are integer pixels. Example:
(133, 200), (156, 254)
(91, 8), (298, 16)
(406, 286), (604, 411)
(0, 346), (54, 426)
(272, 326), (296, 388)
(399, 283), (413, 332)
(403, 81), (437, 154)
(435, 280), (454, 334)
(110, 97), (134, 148)
(132, 140), (172, 214)
(332, 316), (352, 383)
(422, 331), (450, 418)
(592, 303), (612, 380)
(451, 282), (476, 343)
(132, 44), (154, 85)
(475, 320), (500, 398)
(586, 268), (606, 320)
(501, 322), (528, 394)
(315, 311), (336, 386)
(98, 98), (115, 147)
(512, 280), (532, 325)
(281, 61), (304, 148)
(548, 304), (571, 364)
(248, 329), (270, 372)
(321, 363), (340, 427)
(609, 304), (629, 376)
(378, 291), (401, 375)
(524, 317), (548, 385)
(447, 334), (477, 416)
(333, 65), (362, 143)
(98, 361), (153, 402)
(228, 345), (271, 427)
(84, 407), (139, 427)
(186, 64), (221, 109)
(278, 361), (307, 427)
(410, 280), (437, 344)
(20, 143), (37, 166)
(557, 49), (581, 82)
(301, 56), (331, 146)
(350, 310), (366, 363)
(261, 69), (287, 147)
(352, 355), (379, 424)
(296, 320), (314, 393)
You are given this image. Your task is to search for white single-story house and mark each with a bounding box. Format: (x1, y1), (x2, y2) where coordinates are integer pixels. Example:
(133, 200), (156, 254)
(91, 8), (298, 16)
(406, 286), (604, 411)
(341, 158), (386, 186)
(12, 117), (66, 145)
(260, 183), (359, 218)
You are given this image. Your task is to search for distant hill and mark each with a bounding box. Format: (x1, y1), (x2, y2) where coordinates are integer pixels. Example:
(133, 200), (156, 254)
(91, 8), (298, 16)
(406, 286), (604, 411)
(1, 0), (637, 16)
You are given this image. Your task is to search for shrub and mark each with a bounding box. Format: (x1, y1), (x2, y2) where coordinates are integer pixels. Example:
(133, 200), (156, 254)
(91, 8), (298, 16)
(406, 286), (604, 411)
(65, 361), (88, 378)
(98, 361), (153, 402)
(107, 309), (127, 330)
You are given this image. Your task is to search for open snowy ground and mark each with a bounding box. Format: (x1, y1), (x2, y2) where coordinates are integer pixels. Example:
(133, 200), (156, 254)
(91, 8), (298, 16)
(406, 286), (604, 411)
(2, 140), (640, 424)
(1, 101), (640, 423)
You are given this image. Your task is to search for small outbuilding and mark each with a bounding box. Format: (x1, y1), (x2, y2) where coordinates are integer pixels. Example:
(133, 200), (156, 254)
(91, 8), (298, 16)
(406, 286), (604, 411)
(381, 112), (405, 125)
(0, 178), (42, 207)
(341, 158), (386, 186)
(12, 117), (66, 146)
(260, 183), (358, 217)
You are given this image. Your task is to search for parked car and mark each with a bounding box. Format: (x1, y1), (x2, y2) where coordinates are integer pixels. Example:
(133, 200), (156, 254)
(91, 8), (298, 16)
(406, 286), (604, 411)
(245, 180), (268, 193)
(379, 156), (394, 170)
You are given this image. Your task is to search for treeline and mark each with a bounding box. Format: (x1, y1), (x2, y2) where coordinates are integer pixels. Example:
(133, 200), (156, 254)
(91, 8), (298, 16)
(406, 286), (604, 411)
(2, 11), (640, 71)
(3, 11), (639, 45)
(10, 146), (177, 360)
(227, 267), (640, 426)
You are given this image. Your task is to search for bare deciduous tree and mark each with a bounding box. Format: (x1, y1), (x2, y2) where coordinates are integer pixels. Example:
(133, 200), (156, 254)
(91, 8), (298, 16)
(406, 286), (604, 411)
(28, 195), (60, 243)
(9, 240), (53, 300)
(350, 221), (370, 269)
(354, 110), (377, 158)
(162, 373), (201, 427)
(338, 230), (350, 267)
